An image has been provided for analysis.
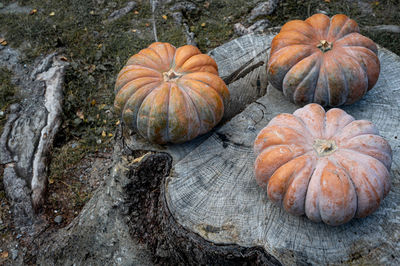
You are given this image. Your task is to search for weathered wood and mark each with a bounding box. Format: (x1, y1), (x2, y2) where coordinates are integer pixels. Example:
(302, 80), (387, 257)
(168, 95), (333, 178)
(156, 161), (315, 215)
(0, 51), (68, 228)
(364, 25), (400, 33)
(165, 40), (400, 264)
(36, 138), (280, 265)
(36, 148), (154, 265)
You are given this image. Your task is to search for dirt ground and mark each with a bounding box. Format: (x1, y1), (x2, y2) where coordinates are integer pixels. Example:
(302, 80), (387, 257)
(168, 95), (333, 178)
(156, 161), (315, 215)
(0, 0), (399, 264)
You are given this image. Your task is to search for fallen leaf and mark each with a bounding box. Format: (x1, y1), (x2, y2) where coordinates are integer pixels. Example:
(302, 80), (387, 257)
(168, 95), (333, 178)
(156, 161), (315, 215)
(131, 29), (137, 33)
(116, 120), (120, 125)
(91, 99), (96, 106)
(49, 178), (54, 184)
(29, 9), (37, 15)
(201, 22), (206, 27)
(60, 56), (68, 61)
(97, 43), (103, 49)
(73, 118), (82, 125)
(134, 10), (139, 15)
(0, 251), (8, 258)
(88, 64), (96, 73)
(132, 153), (151, 163)
(76, 110), (84, 120)
(101, 131), (106, 137)
(108, 133), (113, 137)
(49, 11), (55, 16)
(162, 15), (167, 20)
(0, 38), (7, 46)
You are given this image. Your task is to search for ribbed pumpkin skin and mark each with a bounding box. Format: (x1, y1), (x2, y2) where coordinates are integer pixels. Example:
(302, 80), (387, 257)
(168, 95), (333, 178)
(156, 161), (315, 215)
(254, 104), (392, 226)
(114, 42), (229, 144)
(267, 13), (380, 106)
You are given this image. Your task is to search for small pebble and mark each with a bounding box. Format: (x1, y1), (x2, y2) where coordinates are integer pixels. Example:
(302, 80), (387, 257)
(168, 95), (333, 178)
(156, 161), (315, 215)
(71, 142), (78, 148)
(315, 9), (329, 15)
(54, 215), (63, 224)
(10, 248), (18, 260)
(248, 1), (279, 22)
(9, 103), (20, 113)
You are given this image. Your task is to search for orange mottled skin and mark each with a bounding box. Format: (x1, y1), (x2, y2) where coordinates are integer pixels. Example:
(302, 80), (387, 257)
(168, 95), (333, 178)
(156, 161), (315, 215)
(114, 42), (229, 144)
(254, 104), (392, 226)
(267, 13), (380, 107)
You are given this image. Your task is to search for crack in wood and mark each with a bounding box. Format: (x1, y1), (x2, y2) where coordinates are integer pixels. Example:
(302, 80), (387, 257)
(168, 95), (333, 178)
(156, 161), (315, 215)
(222, 48), (268, 85)
(215, 132), (249, 148)
(223, 60), (265, 85)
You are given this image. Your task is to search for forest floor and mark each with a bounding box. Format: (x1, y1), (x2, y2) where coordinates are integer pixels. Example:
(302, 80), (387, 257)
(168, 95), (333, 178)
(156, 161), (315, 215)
(0, 0), (399, 264)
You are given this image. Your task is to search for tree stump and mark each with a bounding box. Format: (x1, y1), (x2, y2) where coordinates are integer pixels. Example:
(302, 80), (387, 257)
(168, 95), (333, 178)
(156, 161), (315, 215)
(129, 34), (400, 264)
(37, 33), (400, 265)
(164, 44), (400, 265)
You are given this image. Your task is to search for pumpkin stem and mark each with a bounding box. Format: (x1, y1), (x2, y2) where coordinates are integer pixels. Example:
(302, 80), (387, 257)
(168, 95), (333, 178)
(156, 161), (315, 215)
(317, 40), (332, 52)
(163, 69), (183, 81)
(313, 139), (337, 157)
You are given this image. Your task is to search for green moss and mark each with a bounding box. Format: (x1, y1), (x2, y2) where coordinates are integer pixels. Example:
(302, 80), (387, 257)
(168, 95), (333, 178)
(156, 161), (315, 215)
(0, 68), (15, 108)
(156, 18), (187, 48)
(43, 139), (109, 220)
(49, 141), (95, 180)
(0, 68), (17, 132)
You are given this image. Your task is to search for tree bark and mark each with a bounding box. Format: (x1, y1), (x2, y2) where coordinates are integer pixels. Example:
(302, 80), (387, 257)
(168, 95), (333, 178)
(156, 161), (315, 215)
(0, 52), (68, 229)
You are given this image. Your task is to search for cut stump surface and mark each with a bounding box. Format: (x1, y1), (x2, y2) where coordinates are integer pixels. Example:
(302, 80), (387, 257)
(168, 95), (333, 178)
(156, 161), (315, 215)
(161, 35), (400, 265)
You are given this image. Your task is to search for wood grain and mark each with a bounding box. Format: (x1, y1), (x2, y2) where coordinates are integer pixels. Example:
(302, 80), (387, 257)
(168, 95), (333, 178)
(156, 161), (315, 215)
(165, 42), (400, 264)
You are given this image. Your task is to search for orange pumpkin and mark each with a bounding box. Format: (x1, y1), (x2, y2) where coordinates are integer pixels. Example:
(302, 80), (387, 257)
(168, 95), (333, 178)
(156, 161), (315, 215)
(267, 14), (380, 106)
(254, 104), (392, 226)
(114, 42), (229, 144)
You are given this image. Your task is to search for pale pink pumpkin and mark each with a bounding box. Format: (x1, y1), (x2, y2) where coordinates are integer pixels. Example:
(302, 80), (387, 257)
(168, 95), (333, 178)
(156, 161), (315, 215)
(254, 104), (392, 226)
(267, 13), (380, 106)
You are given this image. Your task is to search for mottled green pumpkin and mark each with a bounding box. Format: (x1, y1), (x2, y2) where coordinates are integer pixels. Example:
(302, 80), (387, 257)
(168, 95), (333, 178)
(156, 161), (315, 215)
(114, 42), (229, 144)
(267, 13), (380, 106)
